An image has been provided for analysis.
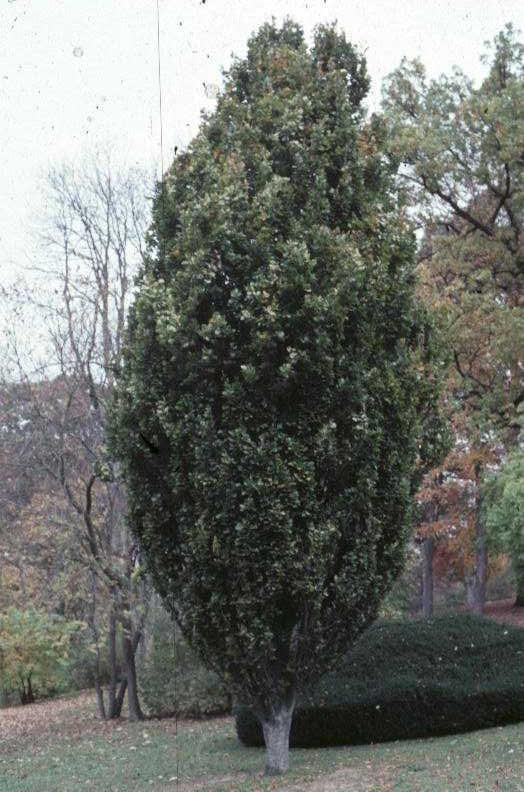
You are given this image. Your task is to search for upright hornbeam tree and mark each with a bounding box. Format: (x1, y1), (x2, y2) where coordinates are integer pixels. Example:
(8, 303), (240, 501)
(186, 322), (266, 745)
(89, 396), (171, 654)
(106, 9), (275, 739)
(112, 21), (445, 774)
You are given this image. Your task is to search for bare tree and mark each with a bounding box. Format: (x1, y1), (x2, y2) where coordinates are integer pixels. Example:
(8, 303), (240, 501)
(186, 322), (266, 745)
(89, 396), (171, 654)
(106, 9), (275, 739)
(2, 156), (152, 720)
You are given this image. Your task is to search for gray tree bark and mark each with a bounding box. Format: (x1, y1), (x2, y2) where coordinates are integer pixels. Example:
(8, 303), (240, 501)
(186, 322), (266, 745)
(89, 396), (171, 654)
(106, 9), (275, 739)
(107, 609), (121, 719)
(513, 559), (524, 607)
(466, 515), (487, 614)
(259, 697), (295, 776)
(94, 679), (106, 720)
(465, 467), (488, 614)
(421, 536), (435, 617)
(122, 622), (144, 721)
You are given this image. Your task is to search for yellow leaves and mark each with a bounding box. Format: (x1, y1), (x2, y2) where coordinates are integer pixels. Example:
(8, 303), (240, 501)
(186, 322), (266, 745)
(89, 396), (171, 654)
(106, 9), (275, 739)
(0, 609), (81, 698)
(270, 52), (290, 72)
(356, 129), (375, 157)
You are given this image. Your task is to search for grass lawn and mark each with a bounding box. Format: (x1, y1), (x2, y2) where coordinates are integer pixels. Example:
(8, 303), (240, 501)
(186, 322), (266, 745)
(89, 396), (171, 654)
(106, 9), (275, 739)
(0, 691), (522, 791)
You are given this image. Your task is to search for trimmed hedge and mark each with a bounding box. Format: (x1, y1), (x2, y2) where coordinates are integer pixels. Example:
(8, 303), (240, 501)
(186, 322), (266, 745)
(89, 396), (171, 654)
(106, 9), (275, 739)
(236, 614), (524, 747)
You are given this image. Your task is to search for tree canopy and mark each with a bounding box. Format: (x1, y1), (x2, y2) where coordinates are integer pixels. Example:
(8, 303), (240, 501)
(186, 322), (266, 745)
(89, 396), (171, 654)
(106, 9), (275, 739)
(382, 23), (523, 443)
(0, 608), (80, 705)
(382, 24), (524, 612)
(112, 20), (444, 774)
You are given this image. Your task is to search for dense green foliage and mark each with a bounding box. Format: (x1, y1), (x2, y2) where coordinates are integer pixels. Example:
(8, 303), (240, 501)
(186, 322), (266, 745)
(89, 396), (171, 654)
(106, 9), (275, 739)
(483, 450), (524, 605)
(111, 22), (444, 772)
(138, 605), (229, 718)
(236, 614), (524, 747)
(0, 608), (81, 705)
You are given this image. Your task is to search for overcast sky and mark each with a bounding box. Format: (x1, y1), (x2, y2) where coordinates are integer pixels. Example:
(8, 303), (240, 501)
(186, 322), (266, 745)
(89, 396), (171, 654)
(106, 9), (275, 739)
(1, 0), (523, 290)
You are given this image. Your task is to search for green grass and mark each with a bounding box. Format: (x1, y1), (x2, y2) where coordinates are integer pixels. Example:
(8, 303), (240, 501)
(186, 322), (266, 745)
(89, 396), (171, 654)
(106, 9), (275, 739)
(1, 692), (523, 791)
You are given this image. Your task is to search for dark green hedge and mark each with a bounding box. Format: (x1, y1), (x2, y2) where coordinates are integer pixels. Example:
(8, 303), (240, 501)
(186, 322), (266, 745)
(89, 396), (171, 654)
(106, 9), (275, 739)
(236, 614), (524, 747)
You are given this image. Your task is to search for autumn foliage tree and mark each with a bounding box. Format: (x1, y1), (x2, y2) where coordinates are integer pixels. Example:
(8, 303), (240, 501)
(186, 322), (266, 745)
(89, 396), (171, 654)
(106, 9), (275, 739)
(383, 25), (524, 611)
(112, 21), (444, 774)
(0, 609), (80, 705)
(416, 442), (504, 613)
(1, 160), (151, 720)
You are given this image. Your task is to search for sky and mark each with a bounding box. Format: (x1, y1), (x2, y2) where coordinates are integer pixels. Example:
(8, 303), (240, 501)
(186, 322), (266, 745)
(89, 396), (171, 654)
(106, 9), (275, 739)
(1, 0), (523, 290)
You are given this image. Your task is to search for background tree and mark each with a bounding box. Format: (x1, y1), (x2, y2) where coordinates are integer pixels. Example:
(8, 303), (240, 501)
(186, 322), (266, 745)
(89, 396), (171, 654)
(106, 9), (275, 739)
(112, 21), (444, 774)
(416, 442), (508, 613)
(0, 608), (80, 705)
(1, 158), (151, 720)
(483, 449), (524, 606)
(382, 24), (524, 612)
(415, 470), (444, 617)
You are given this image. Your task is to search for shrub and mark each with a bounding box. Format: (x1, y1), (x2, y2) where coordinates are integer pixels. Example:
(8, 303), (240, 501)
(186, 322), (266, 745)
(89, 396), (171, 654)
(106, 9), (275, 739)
(138, 605), (229, 718)
(0, 608), (82, 704)
(236, 614), (524, 747)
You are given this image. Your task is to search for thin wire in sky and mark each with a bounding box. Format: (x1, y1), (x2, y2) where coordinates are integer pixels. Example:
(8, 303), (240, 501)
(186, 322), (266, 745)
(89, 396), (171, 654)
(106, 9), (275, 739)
(155, 1), (179, 788)
(156, 0), (165, 181)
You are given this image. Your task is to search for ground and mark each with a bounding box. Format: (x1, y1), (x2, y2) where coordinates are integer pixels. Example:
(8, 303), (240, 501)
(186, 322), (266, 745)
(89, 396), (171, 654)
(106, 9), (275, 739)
(482, 598), (524, 628)
(2, 602), (523, 791)
(1, 690), (523, 792)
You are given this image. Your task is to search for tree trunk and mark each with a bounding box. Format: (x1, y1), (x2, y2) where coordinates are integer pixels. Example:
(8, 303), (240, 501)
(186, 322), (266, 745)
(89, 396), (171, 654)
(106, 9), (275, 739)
(20, 675), (35, 705)
(114, 677), (128, 717)
(107, 608), (121, 718)
(88, 570), (108, 719)
(514, 560), (524, 608)
(421, 536), (434, 618)
(123, 627), (144, 721)
(259, 697), (295, 776)
(466, 515), (487, 614)
(94, 678), (106, 720)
